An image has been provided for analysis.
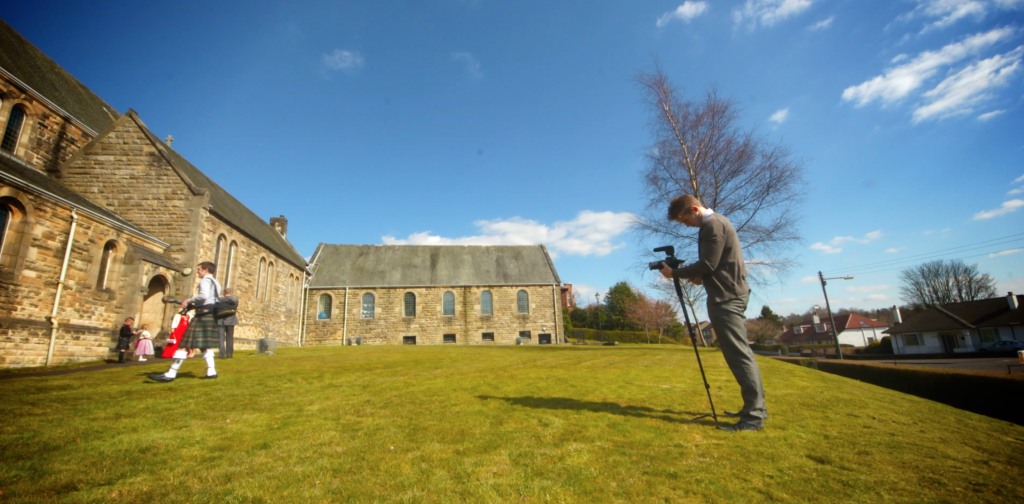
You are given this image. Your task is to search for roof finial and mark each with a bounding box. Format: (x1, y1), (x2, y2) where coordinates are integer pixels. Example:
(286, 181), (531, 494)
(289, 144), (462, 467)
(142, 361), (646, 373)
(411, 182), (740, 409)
(164, 135), (174, 146)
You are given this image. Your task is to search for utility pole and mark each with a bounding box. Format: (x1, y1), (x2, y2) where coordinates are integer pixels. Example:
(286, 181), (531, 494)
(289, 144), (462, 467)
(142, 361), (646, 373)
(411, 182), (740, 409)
(819, 271), (853, 360)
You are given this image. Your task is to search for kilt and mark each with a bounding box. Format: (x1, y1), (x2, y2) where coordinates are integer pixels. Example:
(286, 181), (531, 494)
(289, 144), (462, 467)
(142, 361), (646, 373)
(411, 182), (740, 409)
(179, 314), (220, 350)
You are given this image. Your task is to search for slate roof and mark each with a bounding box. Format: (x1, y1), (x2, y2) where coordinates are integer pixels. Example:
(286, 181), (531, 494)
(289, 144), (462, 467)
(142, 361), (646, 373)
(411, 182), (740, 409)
(308, 244), (561, 288)
(0, 19), (120, 134)
(124, 112), (307, 272)
(886, 295), (1024, 334)
(0, 151), (164, 245)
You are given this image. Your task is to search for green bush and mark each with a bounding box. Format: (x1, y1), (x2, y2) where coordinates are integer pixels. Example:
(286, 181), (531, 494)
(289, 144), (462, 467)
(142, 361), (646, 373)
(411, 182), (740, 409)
(568, 328), (681, 344)
(858, 336), (893, 355)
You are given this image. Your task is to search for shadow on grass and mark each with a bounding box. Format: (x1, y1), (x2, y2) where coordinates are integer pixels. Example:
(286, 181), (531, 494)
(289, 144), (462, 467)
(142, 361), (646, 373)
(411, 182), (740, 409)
(478, 395), (719, 426)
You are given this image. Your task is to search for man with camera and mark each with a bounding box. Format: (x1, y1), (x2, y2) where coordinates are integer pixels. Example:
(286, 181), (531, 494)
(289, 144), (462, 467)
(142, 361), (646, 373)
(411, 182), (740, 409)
(149, 261), (222, 382)
(659, 195), (767, 432)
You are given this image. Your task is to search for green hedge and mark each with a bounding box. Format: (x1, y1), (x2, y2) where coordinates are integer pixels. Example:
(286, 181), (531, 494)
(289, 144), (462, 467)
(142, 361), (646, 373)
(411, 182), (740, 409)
(568, 328), (682, 344)
(777, 358), (1024, 425)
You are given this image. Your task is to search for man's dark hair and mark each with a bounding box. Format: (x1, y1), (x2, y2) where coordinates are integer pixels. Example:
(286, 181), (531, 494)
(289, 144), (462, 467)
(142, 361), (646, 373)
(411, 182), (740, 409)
(199, 261), (217, 275)
(668, 195), (703, 221)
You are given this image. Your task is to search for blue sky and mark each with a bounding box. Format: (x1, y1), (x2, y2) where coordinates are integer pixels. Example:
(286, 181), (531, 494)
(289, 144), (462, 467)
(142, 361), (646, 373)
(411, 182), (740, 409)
(4, 0), (1023, 320)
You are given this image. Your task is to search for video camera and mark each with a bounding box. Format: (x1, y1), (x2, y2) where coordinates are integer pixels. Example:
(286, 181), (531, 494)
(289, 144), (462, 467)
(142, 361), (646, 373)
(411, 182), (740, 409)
(648, 245), (684, 270)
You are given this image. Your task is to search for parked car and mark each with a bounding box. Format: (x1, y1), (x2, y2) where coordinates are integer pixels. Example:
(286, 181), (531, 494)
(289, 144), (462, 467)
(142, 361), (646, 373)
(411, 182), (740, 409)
(979, 340), (1024, 351)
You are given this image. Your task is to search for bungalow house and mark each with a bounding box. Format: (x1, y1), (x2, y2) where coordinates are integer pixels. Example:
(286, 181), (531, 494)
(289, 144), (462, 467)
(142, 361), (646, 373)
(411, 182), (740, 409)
(885, 293), (1023, 355)
(776, 312), (888, 347)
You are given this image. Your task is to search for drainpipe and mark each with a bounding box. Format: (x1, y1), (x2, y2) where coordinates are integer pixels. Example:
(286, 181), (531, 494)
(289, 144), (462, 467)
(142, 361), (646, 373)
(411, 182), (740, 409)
(342, 287), (349, 345)
(46, 209), (78, 365)
(295, 271), (306, 345)
(551, 284), (559, 344)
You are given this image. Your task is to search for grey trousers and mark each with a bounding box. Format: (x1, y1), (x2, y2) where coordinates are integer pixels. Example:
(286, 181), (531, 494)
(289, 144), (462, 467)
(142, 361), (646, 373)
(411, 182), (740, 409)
(218, 325), (235, 359)
(707, 294), (767, 425)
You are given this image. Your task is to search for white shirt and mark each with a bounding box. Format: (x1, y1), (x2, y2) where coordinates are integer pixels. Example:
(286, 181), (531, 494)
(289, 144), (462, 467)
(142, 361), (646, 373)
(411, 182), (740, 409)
(189, 274), (223, 306)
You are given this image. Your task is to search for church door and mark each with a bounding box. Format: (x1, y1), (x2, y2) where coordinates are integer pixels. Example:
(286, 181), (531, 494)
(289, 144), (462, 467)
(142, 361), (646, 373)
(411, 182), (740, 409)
(140, 276), (168, 338)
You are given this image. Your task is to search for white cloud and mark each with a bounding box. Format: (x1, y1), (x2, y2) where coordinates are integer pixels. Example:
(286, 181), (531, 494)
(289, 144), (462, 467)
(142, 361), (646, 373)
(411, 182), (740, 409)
(570, 283), (603, 304)
(810, 242), (842, 254)
(989, 248), (1023, 257)
(941, 228), (953, 233)
(657, 2), (709, 27)
(733, 0), (818, 30)
(885, 247), (907, 253)
(912, 46), (1023, 123)
(1014, 173), (1024, 183)
(978, 109), (1007, 120)
(1009, 187), (1024, 195)
(916, 0), (988, 33)
(995, 0), (1024, 7)
(769, 108), (790, 124)
(451, 52), (483, 79)
(322, 49), (365, 73)
(381, 210), (634, 259)
(973, 199), (1024, 219)
(807, 16), (834, 30)
(865, 294), (890, 302)
(829, 230), (883, 246)
(800, 275), (819, 284)
(846, 284), (892, 293)
(841, 26), (1016, 107)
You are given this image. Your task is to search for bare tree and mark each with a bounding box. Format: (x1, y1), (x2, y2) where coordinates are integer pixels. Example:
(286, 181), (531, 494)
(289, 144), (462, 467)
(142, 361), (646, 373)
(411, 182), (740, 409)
(648, 276), (707, 345)
(624, 291), (678, 344)
(746, 318), (783, 344)
(899, 259), (998, 309)
(634, 63), (805, 285)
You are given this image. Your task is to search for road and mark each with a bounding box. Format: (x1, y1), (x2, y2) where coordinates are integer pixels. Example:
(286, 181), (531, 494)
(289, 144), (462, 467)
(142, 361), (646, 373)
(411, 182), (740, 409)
(869, 357), (1024, 374)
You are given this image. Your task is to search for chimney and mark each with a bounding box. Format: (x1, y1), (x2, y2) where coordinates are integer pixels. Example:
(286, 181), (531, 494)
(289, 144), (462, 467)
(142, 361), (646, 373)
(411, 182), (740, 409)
(812, 311), (820, 324)
(892, 305), (902, 326)
(1009, 292), (1019, 311)
(270, 215), (288, 238)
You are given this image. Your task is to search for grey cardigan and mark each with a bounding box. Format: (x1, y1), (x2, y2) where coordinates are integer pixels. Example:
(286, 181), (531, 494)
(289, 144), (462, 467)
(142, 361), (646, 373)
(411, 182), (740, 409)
(670, 212), (750, 304)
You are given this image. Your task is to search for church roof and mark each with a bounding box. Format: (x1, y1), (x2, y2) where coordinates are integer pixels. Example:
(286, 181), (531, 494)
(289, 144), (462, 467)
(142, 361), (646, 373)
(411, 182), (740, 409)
(308, 244), (561, 288)
(0, 19), (120, 134)
(0, 151), (164, 246)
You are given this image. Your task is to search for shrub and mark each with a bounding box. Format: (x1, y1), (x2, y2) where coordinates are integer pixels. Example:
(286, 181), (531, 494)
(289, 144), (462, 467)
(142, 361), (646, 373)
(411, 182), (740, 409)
(568, 328), (681, 344)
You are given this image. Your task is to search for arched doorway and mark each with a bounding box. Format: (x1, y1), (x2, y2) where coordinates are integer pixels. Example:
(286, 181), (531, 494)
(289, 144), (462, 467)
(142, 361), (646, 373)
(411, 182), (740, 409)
(140, 276), (169, 338)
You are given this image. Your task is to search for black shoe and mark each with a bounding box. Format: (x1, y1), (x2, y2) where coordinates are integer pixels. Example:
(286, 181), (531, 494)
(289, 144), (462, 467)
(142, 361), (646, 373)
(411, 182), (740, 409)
(147, 374), (174, 383)
(717, 421), (763, 432)
(200, 374), (218, 379)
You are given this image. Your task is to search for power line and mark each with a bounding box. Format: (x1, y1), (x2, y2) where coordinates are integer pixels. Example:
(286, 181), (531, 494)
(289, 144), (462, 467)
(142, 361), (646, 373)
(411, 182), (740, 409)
(834, 249), (1023, 277)
(820, 232), (1024, 275)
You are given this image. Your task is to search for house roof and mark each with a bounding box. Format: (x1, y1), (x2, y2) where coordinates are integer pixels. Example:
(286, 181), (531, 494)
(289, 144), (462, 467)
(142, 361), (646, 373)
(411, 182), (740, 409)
(308, 244), (561, 288)
(833, 313), (889, 331)
(886, 295), (1024, 334)
(0, 151), (165, 246)
(0, 19), (120, 134)
(776, 318), (832, 344)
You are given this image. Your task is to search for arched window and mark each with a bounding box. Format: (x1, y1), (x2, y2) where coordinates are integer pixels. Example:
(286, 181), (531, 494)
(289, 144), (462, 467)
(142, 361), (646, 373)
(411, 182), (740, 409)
(362, 293), (375, 318)
(225, 241), (237, 288)
(0, 204), (10, 261)
(517, 290), (529, 314)
(404, 292), (416, 317)
(318, 294), (332, 319)
(265, 262), (275, 301)
(442, 291), (455, 316)
(1, 105), (26, 153)
(480, 290), (493, 315)
(256, 257), (266, 298)
(97, 240), (117, 289)
(0, 197), (27, 272)
(286, 274), (294, 309)
(214, 235), (226, 278)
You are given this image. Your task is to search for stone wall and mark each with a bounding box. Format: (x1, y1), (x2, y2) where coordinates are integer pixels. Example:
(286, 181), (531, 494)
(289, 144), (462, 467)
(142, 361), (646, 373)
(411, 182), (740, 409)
(303, 285), (563, 346)
(0, 184), (173, 367)
(0, 75), (96, 173)
(197, 215), (305, 347)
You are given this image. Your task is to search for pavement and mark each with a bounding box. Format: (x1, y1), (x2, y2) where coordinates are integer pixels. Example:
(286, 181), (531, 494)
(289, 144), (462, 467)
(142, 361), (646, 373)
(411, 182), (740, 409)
(867, 357), (1024, 374)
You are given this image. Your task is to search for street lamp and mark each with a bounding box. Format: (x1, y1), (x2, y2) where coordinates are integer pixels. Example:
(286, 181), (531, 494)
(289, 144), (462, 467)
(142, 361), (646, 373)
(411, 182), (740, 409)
(818, 271), (854, 360)
(595, 293), (603, 342)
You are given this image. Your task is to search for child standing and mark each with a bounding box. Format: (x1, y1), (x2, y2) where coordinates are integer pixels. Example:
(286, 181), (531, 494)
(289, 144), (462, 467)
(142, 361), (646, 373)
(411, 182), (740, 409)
(134, 324), (154, 361)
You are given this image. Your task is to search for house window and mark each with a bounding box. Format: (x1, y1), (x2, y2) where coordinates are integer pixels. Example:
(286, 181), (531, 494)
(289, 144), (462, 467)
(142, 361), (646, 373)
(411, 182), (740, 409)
(480, 290), (493, 315)
(256, 258), (266, 298)
(517, 290), (529, 314)
(362, 293), (375, 318)
(214, 235), (227, 278)
(904, 334), (922, 346)
(1, 105), (26, 153)
(225, 241), (237, 288)
(265, 262), (275, 301)
(404, 292), (416, 317)
(519, 331), (531, 340)
(0, 204), (9, 261)
(979, 328), (997, 344)
(443, 333), (456, 343)
(442, 291), (455, 316)
(403, 335), (416, 345)
(97, 240), (117, 289)
(0, 198), (26, 272)
(318, 294), (332, 320)
(482, 332), (495, 342)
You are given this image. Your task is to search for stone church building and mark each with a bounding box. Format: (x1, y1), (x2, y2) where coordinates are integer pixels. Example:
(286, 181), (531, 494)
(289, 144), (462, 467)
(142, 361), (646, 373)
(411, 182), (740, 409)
(0, 19), (567, 368)
(0, 19), (307, 367)
(304, 244), (565, 346)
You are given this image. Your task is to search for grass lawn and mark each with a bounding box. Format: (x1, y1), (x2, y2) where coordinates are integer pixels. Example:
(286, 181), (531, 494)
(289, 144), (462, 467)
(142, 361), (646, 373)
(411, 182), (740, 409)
(1, 345), (1022, 503)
